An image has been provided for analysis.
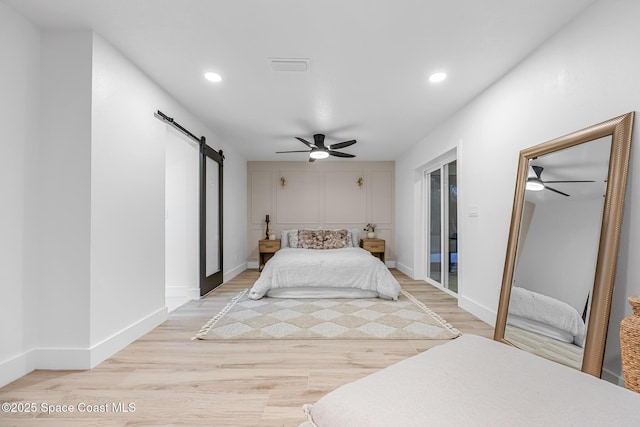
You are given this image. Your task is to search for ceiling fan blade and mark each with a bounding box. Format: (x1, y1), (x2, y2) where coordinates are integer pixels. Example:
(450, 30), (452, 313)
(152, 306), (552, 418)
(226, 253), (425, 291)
(308, 157), (316, 163)
(532, 165), (593, 187)
(276, 150), (311, 153)
(313, 134), (326, 148)
(328, 150), (356, 158)
(295, 137), (316, 148)
(545, 186), (570, 197)
(543, 180), (596, 183)
(329, 139), (356, 150)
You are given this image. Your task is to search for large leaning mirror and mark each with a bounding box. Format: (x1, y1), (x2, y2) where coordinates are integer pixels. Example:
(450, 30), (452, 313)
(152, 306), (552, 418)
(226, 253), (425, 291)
(494, 112), (634, 378)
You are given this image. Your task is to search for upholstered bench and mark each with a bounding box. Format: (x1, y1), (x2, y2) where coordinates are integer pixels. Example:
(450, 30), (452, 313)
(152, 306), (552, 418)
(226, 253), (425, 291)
(300, 334), (640, 426)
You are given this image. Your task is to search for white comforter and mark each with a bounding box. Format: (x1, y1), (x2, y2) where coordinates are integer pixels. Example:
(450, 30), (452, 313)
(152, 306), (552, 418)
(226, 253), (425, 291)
(508, 286), (586, 339)
(249, 247), (401, 300)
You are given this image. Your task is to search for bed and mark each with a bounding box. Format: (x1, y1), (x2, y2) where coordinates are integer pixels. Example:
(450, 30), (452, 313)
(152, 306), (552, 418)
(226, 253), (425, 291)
(299, 334), (640, 427)
(248, 228), (401, 300)
(507, 286), (586, 347)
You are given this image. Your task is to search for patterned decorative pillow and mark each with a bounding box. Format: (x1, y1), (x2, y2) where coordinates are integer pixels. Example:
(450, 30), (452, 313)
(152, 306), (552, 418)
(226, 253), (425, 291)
(287, 230), (299, 248)
(323, 229), (353, 249)
(298, 229), (324, 249)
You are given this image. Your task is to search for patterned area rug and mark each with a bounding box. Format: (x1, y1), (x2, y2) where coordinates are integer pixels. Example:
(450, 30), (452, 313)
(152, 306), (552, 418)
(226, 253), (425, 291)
(193, 289), (460, 340)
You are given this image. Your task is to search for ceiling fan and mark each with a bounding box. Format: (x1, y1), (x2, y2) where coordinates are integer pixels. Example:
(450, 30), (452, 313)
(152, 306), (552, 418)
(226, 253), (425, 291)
(526, 165), (595, 197)
(276, 134), (356, 162)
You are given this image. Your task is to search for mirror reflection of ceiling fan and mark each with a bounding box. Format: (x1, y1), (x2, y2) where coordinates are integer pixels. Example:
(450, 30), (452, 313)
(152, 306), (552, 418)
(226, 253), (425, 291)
(526, 165), (595, 197)
(276, 134), (356, 162)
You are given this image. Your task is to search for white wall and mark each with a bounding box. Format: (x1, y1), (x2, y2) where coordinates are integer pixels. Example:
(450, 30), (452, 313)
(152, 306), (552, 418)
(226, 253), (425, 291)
(89, 33), (248, 362)
(514, 198), (602, 312)
(223, 145), (248, 281)
(92, 37), (247, 308)
(396, 0), (640, 383)
(89, 34), (168, 361)
(0, 1), (42, 386)
(165, 133), (200, 298)
(0, 14), (247, 386)
(38, 32), (94, 361)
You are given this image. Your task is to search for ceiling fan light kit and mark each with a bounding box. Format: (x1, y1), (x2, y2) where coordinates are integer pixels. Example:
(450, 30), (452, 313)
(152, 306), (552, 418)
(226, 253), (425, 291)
(526, 180), (545, 191)
(310, 150), (329, 159)
(276, 133), (357, 162)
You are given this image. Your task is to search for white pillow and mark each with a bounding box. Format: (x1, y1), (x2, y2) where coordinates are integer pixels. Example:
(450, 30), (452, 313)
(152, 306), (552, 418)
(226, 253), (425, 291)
(349, 228), (360, 247)
(280, 229), (297, 248)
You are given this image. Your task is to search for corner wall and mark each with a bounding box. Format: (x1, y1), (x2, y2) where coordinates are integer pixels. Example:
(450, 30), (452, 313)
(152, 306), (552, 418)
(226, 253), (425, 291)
(89, 32), (248, 363)
(89, 31), (247, 364)
(89, 34), (168, 358)
(396, 0), (640, 383)
(37, 30), (94, 365)
(0, 17), (247, 386)
(0, 1), (43, 387)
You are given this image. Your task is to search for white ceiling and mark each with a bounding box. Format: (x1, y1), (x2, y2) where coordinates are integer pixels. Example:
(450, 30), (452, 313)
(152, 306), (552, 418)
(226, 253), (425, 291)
(5, 0), (596, 161)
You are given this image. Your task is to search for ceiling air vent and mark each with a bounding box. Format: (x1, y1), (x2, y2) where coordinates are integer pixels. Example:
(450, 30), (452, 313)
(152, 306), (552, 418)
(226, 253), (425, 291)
(269, 58), (309, 72)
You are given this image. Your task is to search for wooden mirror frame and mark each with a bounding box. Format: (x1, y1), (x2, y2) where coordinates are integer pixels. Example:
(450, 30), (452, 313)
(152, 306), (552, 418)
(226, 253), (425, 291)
(494, 112), (634, 378)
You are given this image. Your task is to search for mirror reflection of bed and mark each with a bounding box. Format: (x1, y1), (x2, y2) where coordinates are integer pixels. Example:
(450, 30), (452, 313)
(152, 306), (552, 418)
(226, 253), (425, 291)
(505, 287), (587, 369)
(505, 135), (611, 370)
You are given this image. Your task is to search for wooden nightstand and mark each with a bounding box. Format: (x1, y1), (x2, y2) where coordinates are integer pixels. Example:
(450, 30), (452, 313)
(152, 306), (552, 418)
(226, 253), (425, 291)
(259, 239), (281, 271)
(360, 238), (385, 263)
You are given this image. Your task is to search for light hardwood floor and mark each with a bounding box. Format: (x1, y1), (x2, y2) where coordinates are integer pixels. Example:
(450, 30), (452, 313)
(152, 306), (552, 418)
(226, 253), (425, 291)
(0, 269), (493, 426)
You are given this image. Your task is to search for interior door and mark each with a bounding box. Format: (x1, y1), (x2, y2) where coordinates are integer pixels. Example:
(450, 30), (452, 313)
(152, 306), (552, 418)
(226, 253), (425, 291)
(200, 144), (223, 296)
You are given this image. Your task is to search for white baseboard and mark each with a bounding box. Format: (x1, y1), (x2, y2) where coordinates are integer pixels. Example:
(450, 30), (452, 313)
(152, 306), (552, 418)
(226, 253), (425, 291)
(34, 347), (92, 370)
(395, 261), (414, 278)
(89, 307), (167, 368)
(185, 287), (200, 300)
(166, 285), (199, 300)
(224, 262), (247, 283)
(458, 295), (496, 327)
(247, 261), (259, 269)
(0, 350), (37, 388)
(167, 263), (247, 299)
(0, 307), (167, 387)
(1, 344), (97, 388)
(601, 367), (624, 387)
(385, 260), (396, 268)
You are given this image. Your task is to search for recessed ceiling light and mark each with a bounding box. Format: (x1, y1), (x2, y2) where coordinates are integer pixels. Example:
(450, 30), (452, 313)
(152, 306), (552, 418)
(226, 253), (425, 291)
(204, 72), (222, 82)
(428, 72), (447, 83)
